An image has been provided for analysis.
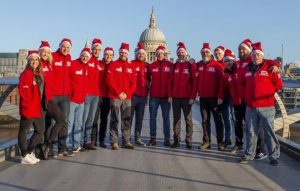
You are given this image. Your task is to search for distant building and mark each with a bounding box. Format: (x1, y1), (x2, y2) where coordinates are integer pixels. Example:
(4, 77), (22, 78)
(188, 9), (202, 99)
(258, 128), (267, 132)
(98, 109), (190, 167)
(139, 8), (170, 63)
(0, 49), (27, 77)
(278, 79), (300, 111)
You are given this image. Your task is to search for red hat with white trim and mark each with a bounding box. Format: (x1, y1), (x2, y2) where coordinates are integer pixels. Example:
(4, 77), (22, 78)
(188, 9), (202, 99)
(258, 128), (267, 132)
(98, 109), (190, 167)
(201, 43), (211, 53)
(92, 38), (102, 49)
(59, 38), (72, 47)
(104, 47), (114, 54)
(135, 42), (146, 55)
(119, 43), (129, 53)
(39, 41), (51, 51)
(156, 45), (165, 53)
(214, 46), (225, 55)
(251, 42), (264, 56)
(224, 49), (236, 61)
(80, 47), (91, 59)
(239, 39), (252, 52)
(177, 42), (187, 54)
(27, 50), (40, 61)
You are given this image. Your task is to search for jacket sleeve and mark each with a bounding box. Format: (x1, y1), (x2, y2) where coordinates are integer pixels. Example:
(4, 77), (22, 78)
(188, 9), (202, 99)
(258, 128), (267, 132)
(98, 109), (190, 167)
(18, 72), (32, 117)
(191, 63), (198, 99)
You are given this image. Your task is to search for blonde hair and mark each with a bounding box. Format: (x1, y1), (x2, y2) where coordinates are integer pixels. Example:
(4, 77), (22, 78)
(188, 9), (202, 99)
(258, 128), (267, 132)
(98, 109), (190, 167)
(39, 48), (53, 63)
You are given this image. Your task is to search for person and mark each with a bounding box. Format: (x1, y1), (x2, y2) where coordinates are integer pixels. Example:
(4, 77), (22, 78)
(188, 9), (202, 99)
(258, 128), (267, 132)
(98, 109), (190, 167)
(147, 45), (173, 147)
(18, 50), (45, 164)
(239, 42), (283, 166)
(106, 43), (137, 150)
(66, 48), (91, 154)
(170, 42), (198, 149)
(92, 47), (114, 148)
(218, 49), (244, 152)
(51, 38), (73, 157)
(196, 43), (225, 151)
(39, 41), (65, 159)
(130, 42), (148, 146)
(82, 39), (102, 150)
(214, 46), (234, 148)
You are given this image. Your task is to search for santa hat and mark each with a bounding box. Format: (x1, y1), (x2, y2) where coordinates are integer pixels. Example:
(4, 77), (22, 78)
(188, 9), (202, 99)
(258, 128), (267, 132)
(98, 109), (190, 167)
(239, 39), (252, 52)
(135, 42), (146, 55)
(92, 38), (102, 49)
(156, 45), (165, 53)
(119, 43), (129, 53)
(104, 47), (114, 55)
(27, 50), (40, 61)
(224, 49), (236, 61)
(39, 41), (51, 51)
(80, 47), (91, 59)
(201, 43), (211, 53)
(177, 42), (187, 54)
(214, 46), (225, 55)
(251, 42), (264, 56)
(59, 38), (72, 47)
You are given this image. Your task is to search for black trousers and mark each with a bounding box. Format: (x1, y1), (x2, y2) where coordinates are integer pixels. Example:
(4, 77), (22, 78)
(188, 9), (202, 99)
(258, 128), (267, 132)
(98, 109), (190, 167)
(18, 114), (45, 157)
(172, 98), (193, 143)
(92, 97), (111, 143)
(130, 95), (147, 140)
(233, 103), (246, 145)
(199, 98), (224, 144)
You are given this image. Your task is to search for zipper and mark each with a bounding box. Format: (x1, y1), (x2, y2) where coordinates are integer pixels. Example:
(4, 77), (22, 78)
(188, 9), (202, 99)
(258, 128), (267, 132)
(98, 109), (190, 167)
(159, 61), (162, 97)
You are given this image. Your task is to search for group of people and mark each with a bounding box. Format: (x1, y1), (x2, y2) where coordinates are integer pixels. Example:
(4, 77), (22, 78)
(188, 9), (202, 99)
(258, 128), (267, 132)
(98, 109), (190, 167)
(18, 37), (282, 166)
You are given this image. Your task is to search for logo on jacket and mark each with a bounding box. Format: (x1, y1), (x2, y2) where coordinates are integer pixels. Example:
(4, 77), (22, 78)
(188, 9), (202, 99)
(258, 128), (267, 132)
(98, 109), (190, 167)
(127, 68), (133, 73)
(88, 63), (95, 67)
(43, 67), (49, 72)
(136, 67), (140, 71)
(22, 85), (29, 88)
(164, 67), (171, 72)
(228, 77), (232, 81)
(33, 81), (36, 85)
(54, 61), (62, 66)
(174, 69), (179, 73)
(208, 67), (215, 72)
(66, 61), (71, 67)
(153, 67), (159, 72)
(116, 67), (122, 72)
(76, 70), (83, 75)
(98, 65), (104, 71)
(198, 66), (204, 71)
(245, 72), (252, 77)
(183, 69), (189, 74)
(260, 70), (269, 76)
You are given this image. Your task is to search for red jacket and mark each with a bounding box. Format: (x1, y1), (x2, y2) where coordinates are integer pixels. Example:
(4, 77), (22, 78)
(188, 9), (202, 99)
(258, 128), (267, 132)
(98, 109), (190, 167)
(106, 59), (137, 99)
(196, 59), (223, 98)
(86, 56), (100, 96)
(52, 50), (71, 96)
(236, 55), (252, 99)
(131, 60), (148, 97)
(217, 60), (225, 71)
(41, 60), (55, 102)
(69, 59), (89, 104)
(240, 59), (283, 108)
(171, 61), (198, 99)
(148, 59), (173, 98)
(219, 64), (242, 105)
(19, 68), (41, 118)
(98, 60), (110, 97)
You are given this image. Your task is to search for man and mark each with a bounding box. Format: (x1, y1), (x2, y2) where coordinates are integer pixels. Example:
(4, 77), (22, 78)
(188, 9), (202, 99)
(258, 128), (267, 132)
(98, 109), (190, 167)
(51, 38), (73, 157)
(171, 42), (198, 149)
(92, 47), (114, 148)
(106, 43), (137, 150)
(214, 45), (234, 148)
(130, 42), (148, 146)
(239, 42), (283, 166)
(82, 38), (102, 150)
(147, 45), (173, 147)
(196, 43), (225, 151)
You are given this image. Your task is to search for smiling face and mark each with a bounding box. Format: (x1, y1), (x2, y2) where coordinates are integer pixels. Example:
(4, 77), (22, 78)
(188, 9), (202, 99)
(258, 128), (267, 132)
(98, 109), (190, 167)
(92, 45), (101, 58)
(119, 50), (128, 61)
(214, 49), (224, 61)
(60, 42), (71, 56)
(238, 45), (250, 59)
(39, 48), (51, 62)
(201, 50), (211, 63)
(224, 59), (234, 69)
(156, 51), (165, 61)
(80, 53), (90, 64)
(252, 52), (264, 65)
(136, 51), (146, 62)
(29, 55), (40, 69)
(104, 52), (114, 63)
(177, 49), (187, 61)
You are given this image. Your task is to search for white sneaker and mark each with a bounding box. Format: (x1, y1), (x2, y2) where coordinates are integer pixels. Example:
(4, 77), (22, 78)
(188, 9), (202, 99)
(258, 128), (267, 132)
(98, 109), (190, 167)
(73, 147), (81, 153)
(29, 152), (40, 163)
(21, 154), (37, 165)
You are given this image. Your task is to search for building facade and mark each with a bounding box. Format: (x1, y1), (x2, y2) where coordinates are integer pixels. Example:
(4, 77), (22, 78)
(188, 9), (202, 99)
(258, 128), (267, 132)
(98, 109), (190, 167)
(0, 49), (27, 77)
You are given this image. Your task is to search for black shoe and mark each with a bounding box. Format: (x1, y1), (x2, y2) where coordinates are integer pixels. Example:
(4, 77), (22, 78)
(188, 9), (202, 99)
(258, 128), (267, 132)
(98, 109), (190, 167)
(218, 143), (225, 151)
(186, 142), (192, 149)
(223, 139), (232, 148)
(171, 141), (180, 148)
(84, 144), (97, 150)
(254, 152), (267, 160)
(270, 159), (279, 166)
(147, 138), (156, 146)
(41, 144), (50, 160)
(164, 139), (171, 147)
(99, 142), (107, 148)
(239, 157), (251, 164)
(230, 143), (243, 153)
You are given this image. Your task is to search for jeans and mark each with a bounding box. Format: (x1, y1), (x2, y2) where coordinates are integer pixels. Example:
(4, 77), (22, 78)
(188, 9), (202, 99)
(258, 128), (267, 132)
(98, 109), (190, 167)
(221, 96), (234, 141)
(82, 96), (99, 144)
(149, 97), (171, 140)
(244, 107), (280, 160)
(67, 102), (84, 149)
(92, 97), (110, 143)
(130, 95), (147, 140)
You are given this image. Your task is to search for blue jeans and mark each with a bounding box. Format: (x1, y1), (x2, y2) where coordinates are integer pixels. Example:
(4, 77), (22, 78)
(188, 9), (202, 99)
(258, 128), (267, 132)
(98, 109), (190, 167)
(244, 107), (280, 160)
(149, 97), (171, 140)
(221, 96), (234, 141)
(67, 102), (84, 149)
(82, 96), (99, 144)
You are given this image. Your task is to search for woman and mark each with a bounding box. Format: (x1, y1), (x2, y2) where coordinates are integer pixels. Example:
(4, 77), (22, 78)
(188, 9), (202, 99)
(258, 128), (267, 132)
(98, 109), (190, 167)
(18, 50), (45, 164)
(39, 41), (65, 159)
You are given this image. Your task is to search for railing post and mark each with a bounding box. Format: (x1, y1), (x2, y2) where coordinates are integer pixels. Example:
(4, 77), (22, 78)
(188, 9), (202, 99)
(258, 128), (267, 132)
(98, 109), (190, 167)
(274, 93), (290, 138)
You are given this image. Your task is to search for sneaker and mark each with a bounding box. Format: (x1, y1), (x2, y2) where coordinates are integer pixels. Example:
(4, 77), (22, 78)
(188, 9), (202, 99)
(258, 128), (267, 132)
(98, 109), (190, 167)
(218, 143), (225, 151)
(223, 139), (232, 148)
(230, 144), (243, 154)
(21, 154), (37, 165)
(124, 142), (135, 149)
(270, 159), (279, 166)
(73, 147), (86, 153)
(147, 138), (156, 146)
(239, 157), (251, 164)
(64, 150), (75, 157)
(135, 139), (146, 146)
(57, 151), (67, 157)
(30, 152), (40, 163)
(171, 141), (180, 148)
(99, 142), (107, 148)
(254, 152), (267, 160)
(112, 143), (119, 150)
(164, 139), (171, 147)
(198, 142), (211, 150)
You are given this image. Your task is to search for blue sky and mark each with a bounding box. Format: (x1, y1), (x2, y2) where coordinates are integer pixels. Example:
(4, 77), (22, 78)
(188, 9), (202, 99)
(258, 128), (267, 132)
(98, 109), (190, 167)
(1, 0), (299, 64)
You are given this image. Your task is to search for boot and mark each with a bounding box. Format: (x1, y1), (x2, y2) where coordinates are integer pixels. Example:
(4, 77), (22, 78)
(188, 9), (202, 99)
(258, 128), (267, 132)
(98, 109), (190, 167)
(147, 138), (156, 146)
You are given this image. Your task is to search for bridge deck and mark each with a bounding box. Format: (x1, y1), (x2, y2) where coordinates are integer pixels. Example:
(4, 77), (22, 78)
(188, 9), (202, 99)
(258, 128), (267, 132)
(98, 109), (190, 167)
(0, 104), (299, 191)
